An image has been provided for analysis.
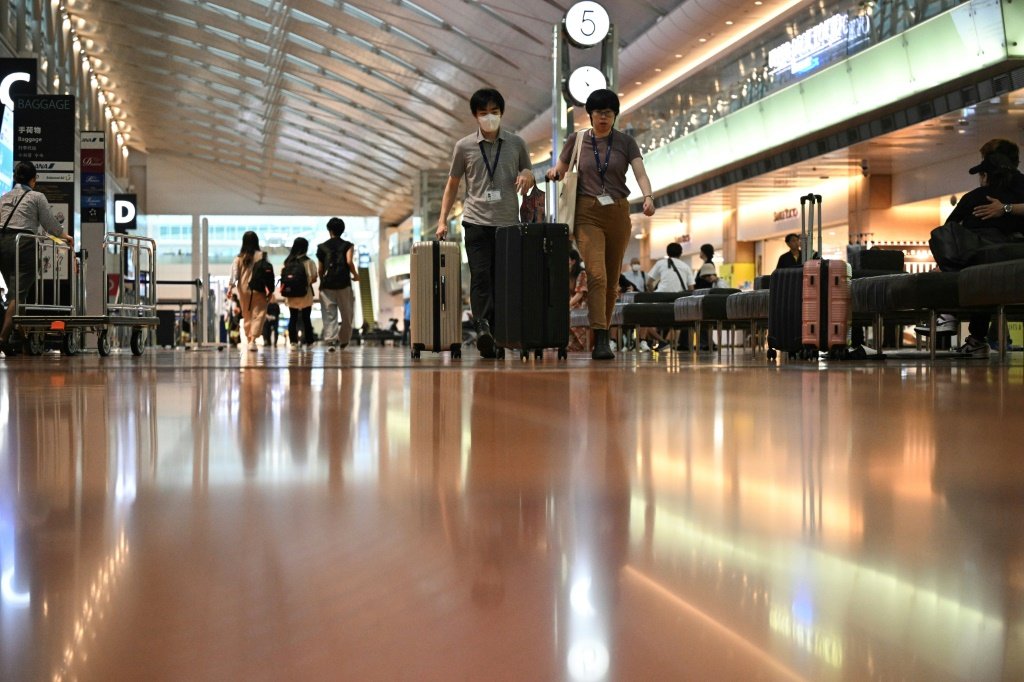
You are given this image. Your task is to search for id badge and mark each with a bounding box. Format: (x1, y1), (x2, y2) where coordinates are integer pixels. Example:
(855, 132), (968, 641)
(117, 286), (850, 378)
(484, 189), (502, 203)
(597, 194), (614, 206)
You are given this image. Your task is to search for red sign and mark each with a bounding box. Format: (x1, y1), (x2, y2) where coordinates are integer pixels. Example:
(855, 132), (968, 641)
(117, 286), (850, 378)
(81, 150), (104, 168)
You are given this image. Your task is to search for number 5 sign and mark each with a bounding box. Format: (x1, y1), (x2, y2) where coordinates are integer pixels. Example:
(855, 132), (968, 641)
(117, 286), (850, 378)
(564, 1), (610, 48)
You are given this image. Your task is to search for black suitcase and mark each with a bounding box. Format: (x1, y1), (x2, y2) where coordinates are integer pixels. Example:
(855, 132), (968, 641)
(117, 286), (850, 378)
(494, 223), (570, 360)
(768, 193), (817, 360)
(767, 267), (803, 357)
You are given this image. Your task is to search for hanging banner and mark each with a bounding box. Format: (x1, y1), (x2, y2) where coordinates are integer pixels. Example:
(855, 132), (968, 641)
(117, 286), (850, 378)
(13, 95), (75, 239)
(80, 131), (105, 224)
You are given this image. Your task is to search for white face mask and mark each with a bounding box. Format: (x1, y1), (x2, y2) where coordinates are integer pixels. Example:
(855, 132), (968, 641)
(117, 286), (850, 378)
(631, 264), (641, 273)
(478, 113), (501, 133)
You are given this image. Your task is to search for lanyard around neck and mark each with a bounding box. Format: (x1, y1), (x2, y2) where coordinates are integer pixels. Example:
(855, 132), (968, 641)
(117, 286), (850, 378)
(591, 129), (613, 190)
(479, 138), (503, 183)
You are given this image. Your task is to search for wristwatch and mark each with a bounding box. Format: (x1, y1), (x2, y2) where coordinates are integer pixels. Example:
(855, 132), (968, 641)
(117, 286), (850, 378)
(1004, 203), (1013, 215)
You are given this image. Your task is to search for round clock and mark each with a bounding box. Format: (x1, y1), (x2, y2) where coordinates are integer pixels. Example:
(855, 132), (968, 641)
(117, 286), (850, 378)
(566, 66), (608, 107)
(564, 1), (610, 49)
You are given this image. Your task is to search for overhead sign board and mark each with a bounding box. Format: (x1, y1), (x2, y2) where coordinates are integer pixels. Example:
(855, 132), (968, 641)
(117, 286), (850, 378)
(768, 13), (871, 77)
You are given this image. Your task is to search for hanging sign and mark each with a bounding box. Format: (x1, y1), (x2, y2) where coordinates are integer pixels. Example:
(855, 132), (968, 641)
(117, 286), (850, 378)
(13, 95), (75, 240)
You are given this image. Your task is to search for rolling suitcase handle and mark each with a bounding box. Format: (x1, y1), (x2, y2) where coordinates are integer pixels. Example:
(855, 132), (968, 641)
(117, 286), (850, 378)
(815, 194), (823, 259)
(800, 194), (812, 265)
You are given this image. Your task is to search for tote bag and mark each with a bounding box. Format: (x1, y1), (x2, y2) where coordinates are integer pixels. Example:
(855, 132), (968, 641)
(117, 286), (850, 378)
(557, 130), (588, 236)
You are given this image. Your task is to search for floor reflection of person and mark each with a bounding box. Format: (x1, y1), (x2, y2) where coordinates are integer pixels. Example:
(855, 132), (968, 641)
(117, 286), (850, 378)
(562, 371), (631, 681)
(237, 368), (272, 477)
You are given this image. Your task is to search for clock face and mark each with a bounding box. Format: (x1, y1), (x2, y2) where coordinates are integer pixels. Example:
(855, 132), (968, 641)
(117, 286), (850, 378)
(564, 1), (610, 48)
(566, 66), (608, 107)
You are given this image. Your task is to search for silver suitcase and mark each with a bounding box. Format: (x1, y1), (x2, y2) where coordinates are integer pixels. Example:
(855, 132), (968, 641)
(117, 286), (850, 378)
(410, 240), (463, 359)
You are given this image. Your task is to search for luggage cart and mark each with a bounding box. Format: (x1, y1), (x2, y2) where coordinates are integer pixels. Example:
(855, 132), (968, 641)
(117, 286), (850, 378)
(12, 233), (159, 356)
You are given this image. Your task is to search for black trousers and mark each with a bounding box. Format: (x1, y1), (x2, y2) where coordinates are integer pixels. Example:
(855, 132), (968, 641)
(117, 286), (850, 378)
(263, 319), (278, 346)
(463, 222), (496, 329)
(288, 306), (313, 345)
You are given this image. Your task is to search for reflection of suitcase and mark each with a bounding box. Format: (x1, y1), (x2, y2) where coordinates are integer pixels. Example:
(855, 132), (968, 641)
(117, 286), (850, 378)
(494, 223), (570, 360)
(410, 240), (462, 359)
(801, 259), (850, 356)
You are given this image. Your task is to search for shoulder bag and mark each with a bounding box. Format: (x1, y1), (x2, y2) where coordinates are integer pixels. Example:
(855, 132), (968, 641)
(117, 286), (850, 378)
(1, 189), (32, 233)
(557, 130), (588, 237)
(667, 258), (687, 290)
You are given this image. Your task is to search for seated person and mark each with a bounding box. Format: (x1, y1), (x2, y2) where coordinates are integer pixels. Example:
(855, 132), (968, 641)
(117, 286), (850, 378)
(647, 242), (695, 292)
(775, 234), (802, 270)
(947, 153), (1024, 243)
(618, 257), (646, 293)
(935, 151), (1024, 356)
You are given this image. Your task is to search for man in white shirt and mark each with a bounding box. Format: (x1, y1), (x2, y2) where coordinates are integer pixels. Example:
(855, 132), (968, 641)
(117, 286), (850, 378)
(647, 242), (695, 292)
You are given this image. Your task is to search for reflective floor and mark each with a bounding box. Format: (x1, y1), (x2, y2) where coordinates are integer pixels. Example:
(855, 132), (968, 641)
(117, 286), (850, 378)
(2, 346), (1023, 681)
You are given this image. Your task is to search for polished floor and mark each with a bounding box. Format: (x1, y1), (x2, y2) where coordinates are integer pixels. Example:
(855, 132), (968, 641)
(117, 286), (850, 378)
(1, 345), (1023, 681)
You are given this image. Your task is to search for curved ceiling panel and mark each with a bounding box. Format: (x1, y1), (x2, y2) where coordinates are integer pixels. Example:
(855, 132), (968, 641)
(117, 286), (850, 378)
(64, 0), (783, 222)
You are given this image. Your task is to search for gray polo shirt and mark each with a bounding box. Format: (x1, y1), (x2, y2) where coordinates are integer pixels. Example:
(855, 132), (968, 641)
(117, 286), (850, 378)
(449, 128), (531, 226)
(0, 185), (65, 237)
(558, 129), (642, 200)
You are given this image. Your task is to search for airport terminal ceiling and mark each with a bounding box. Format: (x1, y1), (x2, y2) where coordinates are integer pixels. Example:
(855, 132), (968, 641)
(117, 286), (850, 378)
(58, 0), (801, 223)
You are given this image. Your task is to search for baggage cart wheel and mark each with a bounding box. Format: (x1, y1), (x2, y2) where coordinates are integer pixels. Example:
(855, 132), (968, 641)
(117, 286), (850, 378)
(130, 328), (147, 356)
(98, 330), (112, 357)
(535, 349), (543, 360)
(61, 331), (81, 356)
(766, 348), (777, 361)
(25, 333), (45, 356)
(557, 347), (568, 360)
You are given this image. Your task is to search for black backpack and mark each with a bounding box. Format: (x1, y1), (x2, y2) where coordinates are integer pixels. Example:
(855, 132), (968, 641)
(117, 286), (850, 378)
(320, 239), (351, 289)
(280, 258), (309, 298)
(248, 256), (275, 294)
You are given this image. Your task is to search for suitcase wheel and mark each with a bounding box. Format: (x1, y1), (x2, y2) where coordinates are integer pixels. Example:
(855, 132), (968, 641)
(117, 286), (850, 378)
(767, 348), (777, 361)
(496, 347), (505, 360)
(557, 347), (567, 360)
(520, 350), (530, 361)
(535, 349), (543, 360)
(411, 347), (421, 359)
(451, 347), (462, 360)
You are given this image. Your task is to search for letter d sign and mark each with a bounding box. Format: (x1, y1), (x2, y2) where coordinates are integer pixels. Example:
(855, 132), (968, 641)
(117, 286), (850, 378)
(113, 193), (137, 232)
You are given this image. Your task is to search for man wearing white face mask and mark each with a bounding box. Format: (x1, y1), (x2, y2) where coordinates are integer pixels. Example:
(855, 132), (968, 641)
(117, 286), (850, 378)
(618, 257), (646, 293)
(437, 88), (534, 358)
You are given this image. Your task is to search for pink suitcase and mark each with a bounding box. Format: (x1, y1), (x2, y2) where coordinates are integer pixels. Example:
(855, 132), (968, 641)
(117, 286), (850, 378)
(801, 259), (850, 356)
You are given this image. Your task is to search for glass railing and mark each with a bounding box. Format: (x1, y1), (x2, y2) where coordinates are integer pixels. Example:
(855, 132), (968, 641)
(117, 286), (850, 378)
(620, 0), (968, 155)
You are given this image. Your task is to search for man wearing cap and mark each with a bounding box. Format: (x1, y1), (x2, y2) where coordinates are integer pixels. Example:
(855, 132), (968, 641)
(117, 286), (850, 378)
(946, 152), (1024, 241)
(935, 150), (1024, 356)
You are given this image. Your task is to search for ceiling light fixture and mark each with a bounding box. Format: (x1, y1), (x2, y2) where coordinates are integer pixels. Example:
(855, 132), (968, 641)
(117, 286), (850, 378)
(60, 5), (133, 159)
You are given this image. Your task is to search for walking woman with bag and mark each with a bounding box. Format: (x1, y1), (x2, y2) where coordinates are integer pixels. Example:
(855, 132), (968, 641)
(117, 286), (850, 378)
(229, 231), (272, 352)
(281, 237), (318, 349)
(546, 90), (656, 360)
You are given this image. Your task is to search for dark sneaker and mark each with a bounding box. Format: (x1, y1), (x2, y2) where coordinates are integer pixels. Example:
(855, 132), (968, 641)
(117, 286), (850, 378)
(847, 345), (867, 360)
(477, 320), (496, 358)
(955, 336), (990, 358)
